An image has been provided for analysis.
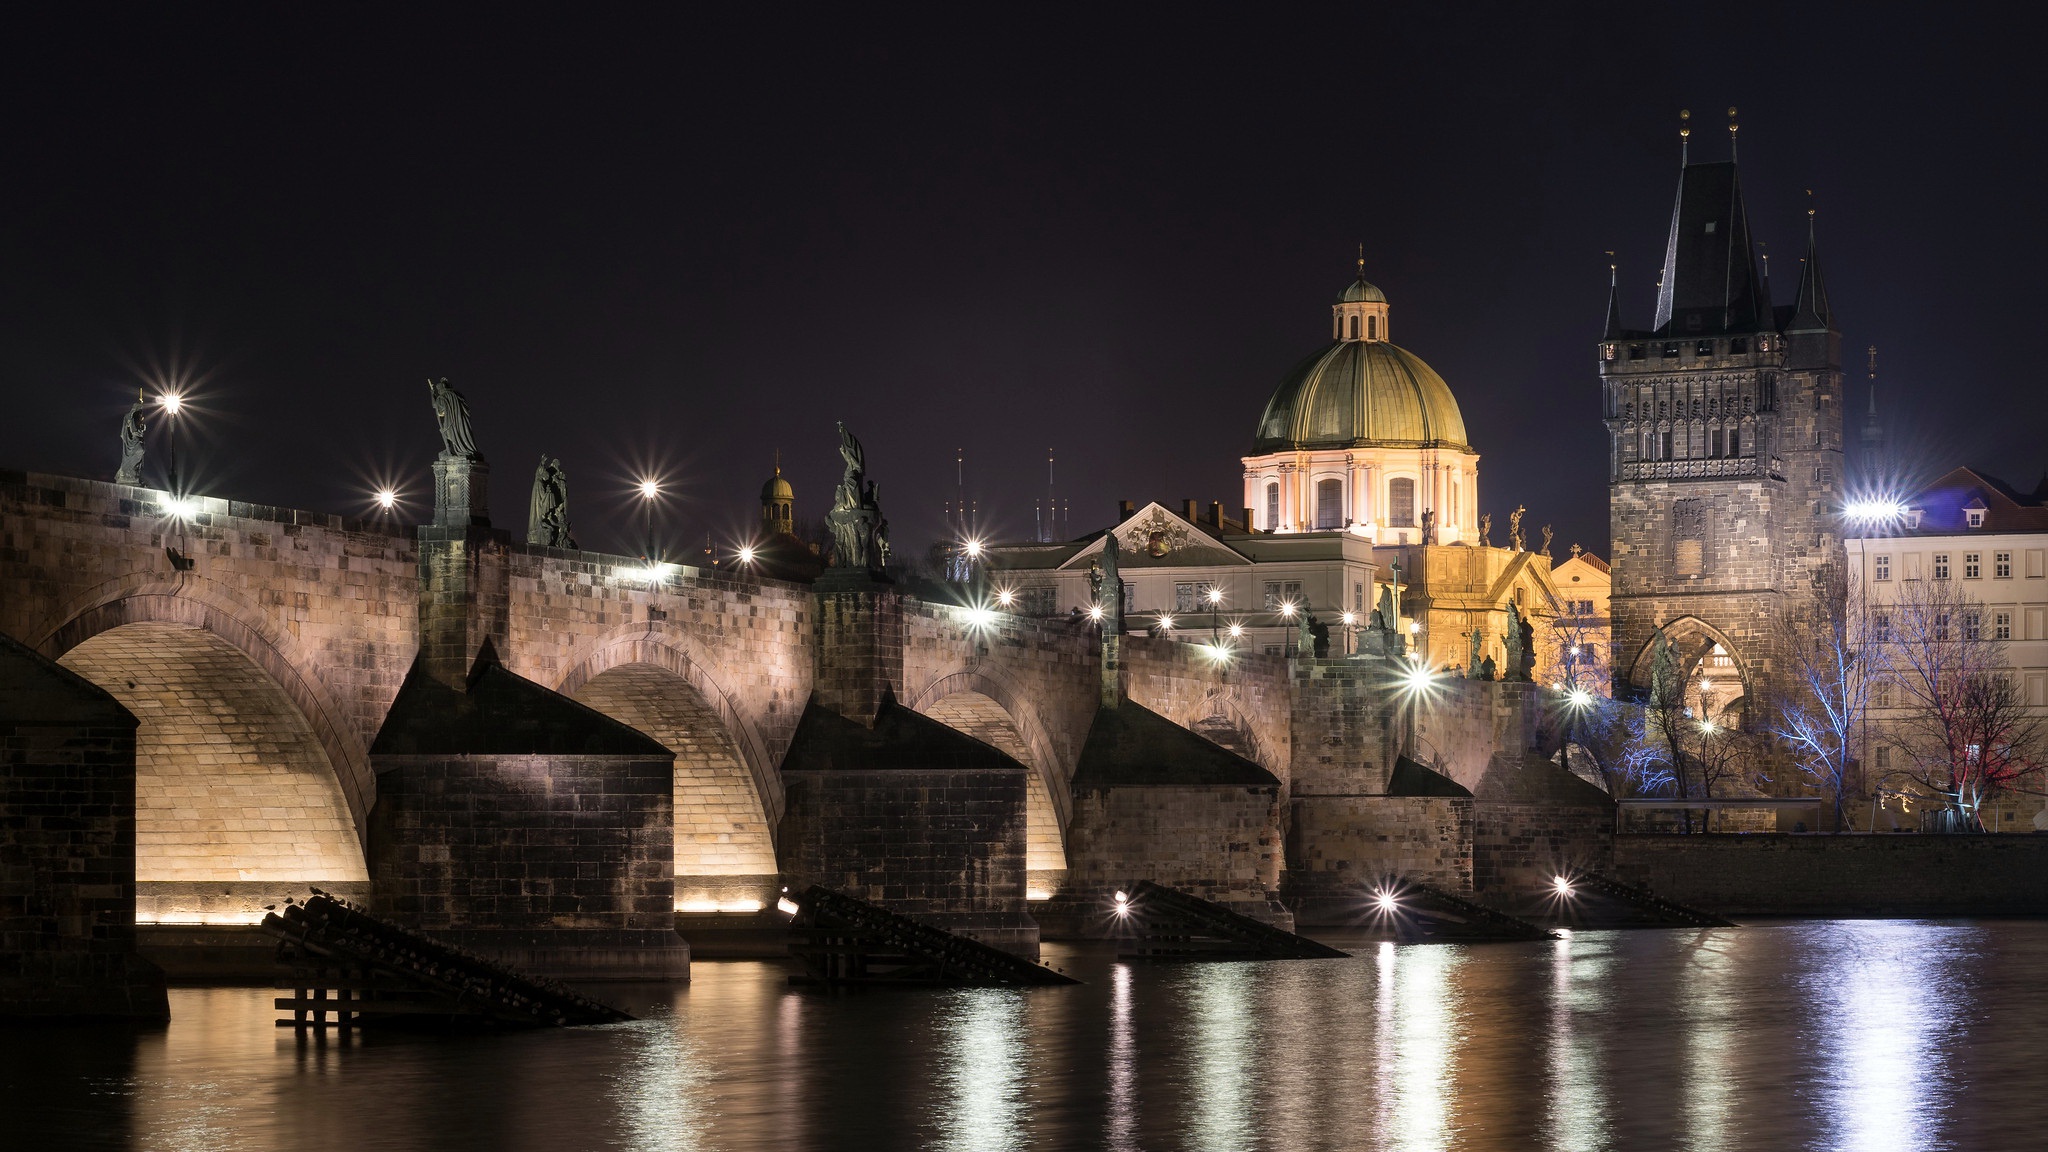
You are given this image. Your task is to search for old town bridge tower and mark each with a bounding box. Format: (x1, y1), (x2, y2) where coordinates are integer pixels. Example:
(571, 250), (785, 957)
(1599, 129), (1843, 724)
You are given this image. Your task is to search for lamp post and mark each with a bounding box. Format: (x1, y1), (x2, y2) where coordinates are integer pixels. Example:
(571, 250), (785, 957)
(1206, 586), (1224, 643)
(637, 479), (660, 561)
(157, 390), (184, 494)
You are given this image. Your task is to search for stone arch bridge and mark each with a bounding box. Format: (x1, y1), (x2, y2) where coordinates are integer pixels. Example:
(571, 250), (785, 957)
(2, 471), (1323, 924)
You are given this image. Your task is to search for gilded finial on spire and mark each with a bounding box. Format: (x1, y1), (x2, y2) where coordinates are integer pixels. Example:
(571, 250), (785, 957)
(1356, 242), (1364, 278)
(1679, 108), (1691, 164)
(1727, 106), (1739, 160)
(773, 447), (781, 476)
(1605, 250), (1616, 285)
(1868, 345), (1877, 377)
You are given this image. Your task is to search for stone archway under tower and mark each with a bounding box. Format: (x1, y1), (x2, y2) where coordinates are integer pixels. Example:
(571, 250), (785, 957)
(56, 621), (369, 924)
(1627, 615), (1753, 729)
(566, 662), (781, 911)
(918, 690), (1069, 897)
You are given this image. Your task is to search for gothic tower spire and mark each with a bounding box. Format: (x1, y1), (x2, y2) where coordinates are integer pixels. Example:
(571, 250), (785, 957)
(1602, 256), (1625, 339)
(1790, 206), (1833, 332)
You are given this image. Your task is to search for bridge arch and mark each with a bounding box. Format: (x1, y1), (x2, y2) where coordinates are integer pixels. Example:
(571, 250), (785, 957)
(556, 627), (784, 907)
(906, 668), (1070, 883)
(54, 618), (370, 923)
(1184, 687), (1276, 775)
(36, 574), (376, 836)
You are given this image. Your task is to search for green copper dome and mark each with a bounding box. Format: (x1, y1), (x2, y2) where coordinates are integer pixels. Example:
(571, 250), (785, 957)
(1337, 276), (1387, 304)
(762, 470), (794, 502)
(1252, 340), (1469, 452)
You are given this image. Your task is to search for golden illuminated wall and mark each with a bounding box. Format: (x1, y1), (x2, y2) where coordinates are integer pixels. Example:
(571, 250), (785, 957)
(922, 690), (1067, 885)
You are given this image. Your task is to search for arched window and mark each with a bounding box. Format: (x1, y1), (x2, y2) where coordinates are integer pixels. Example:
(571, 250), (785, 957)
(1265, 482), (1280, 530)
(1367, 315), (1378, 341)
(1349, 315), (1359, 340)
(1389, 477), (1416, 526)
(1728, 429), (1741, 456)
(1316, 478), (1343, 530)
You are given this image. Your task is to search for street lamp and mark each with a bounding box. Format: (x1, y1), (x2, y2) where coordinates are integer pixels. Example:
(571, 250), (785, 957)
(157, 390), (184, 494)
(1206, 586), (1224, 641)
(637, 478), (660, 560)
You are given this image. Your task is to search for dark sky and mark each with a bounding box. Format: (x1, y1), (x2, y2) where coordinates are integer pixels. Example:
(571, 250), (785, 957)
(5, 6), (2044, 563)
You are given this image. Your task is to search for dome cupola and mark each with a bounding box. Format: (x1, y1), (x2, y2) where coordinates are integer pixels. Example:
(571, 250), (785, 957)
(1332, 256), (1391, 343)
(761, 458), (795, 536)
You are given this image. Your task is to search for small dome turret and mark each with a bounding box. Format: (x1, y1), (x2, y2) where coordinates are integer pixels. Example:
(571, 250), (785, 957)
(761, 460), (795, 537)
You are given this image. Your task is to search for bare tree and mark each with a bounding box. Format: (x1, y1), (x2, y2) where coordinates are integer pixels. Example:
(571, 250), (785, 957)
(1774, 561), (1870, 832)
(1874, 575), (2047, 829)
(1544, 603), (1610, 696)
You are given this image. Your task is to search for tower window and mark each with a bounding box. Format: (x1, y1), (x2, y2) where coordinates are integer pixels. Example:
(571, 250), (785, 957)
(1349, 315), (1359, 340)
(1660, 430), (1673, 459)
(1728, 430), (1741, 456)
(1731, 338), (1748, 354)
(1367, 315), (1378, 340)
(1388, 478), (1416, 527)
(1696, 340), (1714, 356)
(1711, 429), (1724, 457)
(1265, 482), (1279, 531)
(1663, 343), (1680, 358)
(1316, 478), (1343, 530)
(1628, 345), (1645, 361)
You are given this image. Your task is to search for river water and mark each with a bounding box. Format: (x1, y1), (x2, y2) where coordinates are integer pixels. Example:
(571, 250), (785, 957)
(7, 920), (2046, 1151)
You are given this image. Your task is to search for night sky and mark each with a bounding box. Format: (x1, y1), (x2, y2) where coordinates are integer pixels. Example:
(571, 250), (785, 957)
(5, 7), (2043, 565)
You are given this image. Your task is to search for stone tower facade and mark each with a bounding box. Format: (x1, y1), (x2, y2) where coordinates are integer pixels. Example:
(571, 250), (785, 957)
(1600, 154), (1843, 724)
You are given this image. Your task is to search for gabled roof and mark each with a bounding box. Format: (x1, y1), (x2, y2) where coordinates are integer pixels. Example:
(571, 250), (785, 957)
(1044, 503), (1255, 571)
(1073, 699), (1279, 790)
(369, 640), (670, 758)
(780, 688), (1027, 773)
(1902, 467), (2048, 534)
(0, 630), (135, 727)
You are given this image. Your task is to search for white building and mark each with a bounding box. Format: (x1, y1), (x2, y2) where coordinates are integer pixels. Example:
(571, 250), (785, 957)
(1846, 466), (2048, 830)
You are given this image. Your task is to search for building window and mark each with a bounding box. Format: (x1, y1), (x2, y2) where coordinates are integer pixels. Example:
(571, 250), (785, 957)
(1874, 555), (1891, 581)
(1355, 582), (1365, 611)
(1965, 553), (1982, 579)
(1967, 508), (1985, 528)
(1996, 611), (2013, 640)
(1367, 315), (1378, 340)
(1875, 746), (1891, 769)
(1933, 554), (1950, 580)
(1996, 551), (2013, 578)
(1316, 478), (1343, 530)
(1728, 429), (1741, 456)
(1672, 498), (1706, 576)
(1174, 581), (1216, 612)
(1696, 340), (1714, 356)
(1389, 478), (1416, 526)
(1662, 343), (1680, 358)
(1873, 613), (1892, 642)
(1265, 482), (1279, 530)
(1349, 315), (1359, 340)
(1263, 580), (1302, 610)
(1963, 612), (1982, 641)
(1628, 344), (1645, 361)
(1710, 429), (1724, 457)
(1731, 337), (1748, 354)
(1660, 430), (1674, 459)
(1934, 613), (1951, 641)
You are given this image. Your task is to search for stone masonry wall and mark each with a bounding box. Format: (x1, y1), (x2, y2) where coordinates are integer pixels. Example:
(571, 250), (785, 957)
(776, 768), (1027, 914)
(369, 752), (675, 933)
(1472, 802), (1615, 896)
(1611, 833), (2048, 917)
(1287, 796), (1473, 921)
(1063, 784), (1282, 904)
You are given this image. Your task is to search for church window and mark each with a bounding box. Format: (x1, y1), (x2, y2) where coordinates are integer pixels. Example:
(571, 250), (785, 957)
(1349, 315), (1359, 340)
(1731, 337), (1748, 354)
(1659, 401), (1668, 418)
(1711, 429), (1724, 457)
(1874, 555), (1891, 582)
(1996, 552), (2012, 578)
(1641, 431), (1653, 460)
(1355, 583), (1365, 611)
(1761, 375), (1777, 408)
(1628, 344), (1645, 361)
(1316, 479), (1343, 530)
(1696, 340), (1714, 356)
(1265, 482), (1279, 530)
(1660, 431), (1673, 459)
(1996, 611), (2014, 640)
(1663, 343), (1680, 358)
(1367, 315), (1378, 340)
(1965, 553), (1981, 579)
(1728, 429), (1741, 456)
(1933, 554), (1950, 580)
(1874, 745), (1891, 768)
(1389, 478), (1416, 526)
(1672, 499), (1706, 576)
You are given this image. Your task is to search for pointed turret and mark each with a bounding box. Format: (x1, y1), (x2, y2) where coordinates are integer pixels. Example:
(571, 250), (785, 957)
(1652, 162), (1767, 335)
(1861, 346), (1885, 455)
(1789, 210), (1833, 332)
(1602, 263), (1625, 339)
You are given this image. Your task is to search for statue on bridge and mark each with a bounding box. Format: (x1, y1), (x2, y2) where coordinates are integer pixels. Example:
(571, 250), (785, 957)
(1419, 507), (1436, 545)
(826, 422), (890, 572)
(1503, 601), (1528, 681)
(1376, 584), (1403, 658)
(1096, 530), (1123, 634)
(1508, 504), (1526, 552)
(1539, 523), (1553, 559)
(1466, 627), (1482, 678)
(427, 378), (480, 460)
(115, 391), (146, 486)
(1479, 512), (1492, 548)
(527, 455), (577, 549)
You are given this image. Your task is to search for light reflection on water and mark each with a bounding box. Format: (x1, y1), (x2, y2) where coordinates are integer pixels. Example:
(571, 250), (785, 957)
(5, 921), (2044, 1151)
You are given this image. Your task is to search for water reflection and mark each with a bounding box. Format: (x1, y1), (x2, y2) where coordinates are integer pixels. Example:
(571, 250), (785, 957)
(934, 989), (1026, 1152)
(1677, 931), (1744, 1152)
(1106, 963), (1137, 1151)
(1180, 964), (1257, 1151)
(1808, 922), (1966, 1152)
(1543, 932), (1612, 1151)
(1375, 941), (1463, 1151)
(611, 1018), (708, 1152)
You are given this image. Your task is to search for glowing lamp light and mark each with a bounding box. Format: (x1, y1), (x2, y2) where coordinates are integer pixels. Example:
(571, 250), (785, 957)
(632, 562), (676, 584)
(1553, 875), (1576, 898)
(1401, 664), (1435, 693)
(1701, 678), (1713, 693)
(963, 538), (984, 558)
(638, 479), (661, 500)
(1341, 611), (1357, 627)
(1843, 497), (1907, 523)
(1227, 623), (1244, 639)
(1205, 588), (1224, 606)
(736, 545), (757, 565)
(1409, 621), (1422, 634)
(1156, 614), (1174, 631)
(1698, 718), (1719, 735)
(1202, 642), (1233, 664)
(374, 489), (397, 511)
(1373, 888), (1399, 914)
(996, 588), (1016, 607)
(160, 495), (199, 520)
(1113, 890), (1131, 916)
(1567, 688), (1594, 710)
(963, 606), (997, 628)
(776, 897), (800, 917)
(157, 391), (184, 415)
(1087, 605), (1105, 622)
(1279, 601), (1298, 619)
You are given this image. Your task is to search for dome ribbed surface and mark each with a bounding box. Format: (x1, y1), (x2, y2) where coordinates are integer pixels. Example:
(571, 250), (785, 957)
(762, 473), (794, 501)
(1253, 340), (1469, 452)
(1337, 277), (1387, 303)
